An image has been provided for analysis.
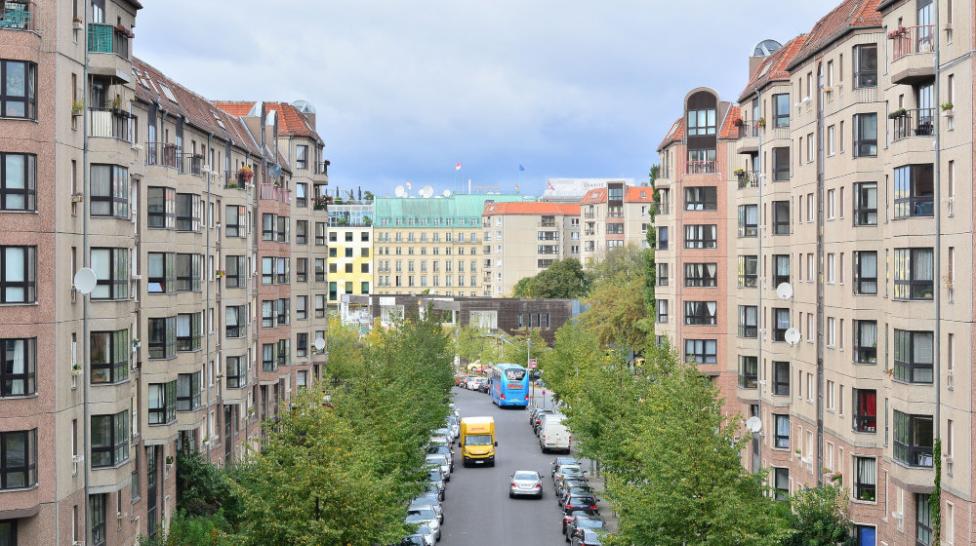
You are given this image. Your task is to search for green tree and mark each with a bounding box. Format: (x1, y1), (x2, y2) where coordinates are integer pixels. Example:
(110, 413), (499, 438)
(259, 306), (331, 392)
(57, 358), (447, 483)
(784, 485), (852, 546)
(513, 258), (589, 298)
(580, 273), (649, 351)
(498, 329), (550, 367)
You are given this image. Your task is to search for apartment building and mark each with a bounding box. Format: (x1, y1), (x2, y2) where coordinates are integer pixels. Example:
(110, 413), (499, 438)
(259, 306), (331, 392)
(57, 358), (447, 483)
(654, 90), (741, 409)
(0, 3), (329, 544)
(578, 181), (654, 266)
(658, 0), (975, 543)
(482, 201), (580, 297)
(326, 201), (374, 306)
(372, 194), (532, 297)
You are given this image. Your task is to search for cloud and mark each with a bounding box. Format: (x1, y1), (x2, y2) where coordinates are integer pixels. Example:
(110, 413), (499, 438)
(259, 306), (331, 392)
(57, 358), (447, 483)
(135, 0), (840, 196)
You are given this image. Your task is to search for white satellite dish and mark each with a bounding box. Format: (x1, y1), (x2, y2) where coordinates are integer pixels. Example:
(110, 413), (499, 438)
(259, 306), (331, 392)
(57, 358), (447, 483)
(784, 328), (801, 346)
(419, 185), (434, 198)
(745, 416), (763, 433)
(313, 337), (326, 352)
(405, 181), (413, 191)
(442, 189), (452, 197)
(394, 185), (407, 198)
(776, 282), (794, 300)
(73, 268), (97, 295)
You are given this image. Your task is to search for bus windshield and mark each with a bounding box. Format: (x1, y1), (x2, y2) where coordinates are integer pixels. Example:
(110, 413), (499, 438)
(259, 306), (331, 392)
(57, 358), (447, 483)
(465, 434), (493, 446)
(504, 369), (526, 381)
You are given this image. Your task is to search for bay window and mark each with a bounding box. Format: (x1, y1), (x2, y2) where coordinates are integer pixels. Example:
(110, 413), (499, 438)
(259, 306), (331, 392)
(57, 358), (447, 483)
(893, 411), (933, 467)
(0, 152), (35, 211)
(853, 388), (877, 433)
(90, 247), (128, 300)
(0, 60), (37, 119)
(894, 329), (933, 383)
(147, 186), (174, 229)
(91, 411), (128, 468)
(893, 248), (933, 300)
(90, 330), (128, 384)
(147, 381), (176, 425)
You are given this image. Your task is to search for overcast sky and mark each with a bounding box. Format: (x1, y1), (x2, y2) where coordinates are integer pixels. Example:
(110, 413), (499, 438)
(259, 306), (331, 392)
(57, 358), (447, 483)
(135, 0), (839, 197)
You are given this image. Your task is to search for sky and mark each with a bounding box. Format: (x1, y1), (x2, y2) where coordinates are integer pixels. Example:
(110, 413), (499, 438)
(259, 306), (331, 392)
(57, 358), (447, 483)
(135, 0), (840, 198)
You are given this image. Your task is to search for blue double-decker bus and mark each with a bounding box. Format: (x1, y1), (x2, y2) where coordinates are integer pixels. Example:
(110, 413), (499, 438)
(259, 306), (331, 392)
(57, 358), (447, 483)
(490, 363), (529, 408)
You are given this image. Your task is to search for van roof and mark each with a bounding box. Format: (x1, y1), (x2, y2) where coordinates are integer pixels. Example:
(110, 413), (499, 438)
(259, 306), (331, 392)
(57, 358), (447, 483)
(461, 416), (494, 424)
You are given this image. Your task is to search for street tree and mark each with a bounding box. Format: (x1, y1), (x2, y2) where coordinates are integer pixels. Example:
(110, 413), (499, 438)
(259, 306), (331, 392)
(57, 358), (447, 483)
(513, 258), (590, 299)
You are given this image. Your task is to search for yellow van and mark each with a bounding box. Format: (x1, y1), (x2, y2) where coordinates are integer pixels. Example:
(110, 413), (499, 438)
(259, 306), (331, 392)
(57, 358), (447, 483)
(459, 416), (496, 467)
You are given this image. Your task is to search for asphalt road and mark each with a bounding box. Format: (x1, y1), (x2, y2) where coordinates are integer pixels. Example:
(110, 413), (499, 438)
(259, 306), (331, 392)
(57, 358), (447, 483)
(440, 386), (566, 546)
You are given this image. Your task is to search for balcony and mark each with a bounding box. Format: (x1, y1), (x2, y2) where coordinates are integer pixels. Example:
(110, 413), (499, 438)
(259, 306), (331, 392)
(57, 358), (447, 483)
(88, 108), (133, 142)
(314, 196), (331, 211)
(260, 184), (291, 204)
(0, 1), (34, 31)
(145, 142), (181, 169)
(87, 23), (130, 58)
(735, 170), (760, 189)
(890, 108), (935, 142)
(224, 170), (251, 190)
(889, 25), (935, 84)
(687, 161), (716, 175)
(736, 122), (760, 153)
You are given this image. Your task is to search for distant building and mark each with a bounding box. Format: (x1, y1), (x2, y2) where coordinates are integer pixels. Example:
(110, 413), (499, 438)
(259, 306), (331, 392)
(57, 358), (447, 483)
(579, 182), (654, 265)
(482, 201), (581, 297)
(327, 202), (374, 306)
(540, 178), (635, 202)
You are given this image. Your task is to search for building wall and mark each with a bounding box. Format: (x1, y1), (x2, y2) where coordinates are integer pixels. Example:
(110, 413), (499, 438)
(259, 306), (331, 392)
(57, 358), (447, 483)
(482, 210), (580, 297)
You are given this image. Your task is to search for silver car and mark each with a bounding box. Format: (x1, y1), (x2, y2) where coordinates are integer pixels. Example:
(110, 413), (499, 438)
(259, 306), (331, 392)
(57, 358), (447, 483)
(410, 498), (443, 525)
(425, 454), (451, 480)
(508, 470), (543, 499)
(405, 507), (441, 542)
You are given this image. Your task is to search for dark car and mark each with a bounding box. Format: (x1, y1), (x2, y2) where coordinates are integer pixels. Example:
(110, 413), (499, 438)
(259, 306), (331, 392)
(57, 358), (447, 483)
(562, 508), (598, 534)
(563, 494), (599, 513)
(559, 486), (595, 508)
(477, 380), (490, 393)
(533, 410), (554, 435)
(566, 513), (604, 541)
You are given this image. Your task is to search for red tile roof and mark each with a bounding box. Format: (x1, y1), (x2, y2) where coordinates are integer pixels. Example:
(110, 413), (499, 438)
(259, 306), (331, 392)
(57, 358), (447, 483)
(657, 117), (685, 151)
(788, 0), (881, 70)
(719, 106), (741, 139)
(483, 202), (580, 216)
(212, 101), (323, 143)
(580, 187), (653, 205)
(739, 34), (807, 101)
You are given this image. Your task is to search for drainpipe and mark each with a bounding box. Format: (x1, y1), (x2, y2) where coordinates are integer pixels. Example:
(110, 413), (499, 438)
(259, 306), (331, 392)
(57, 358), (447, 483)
(205, 133), (213, 459)
(815, 63), (826, 487)
(81, 0), (93, 541)
(754, 92), (765, 475)
(932, 0), (942, 501)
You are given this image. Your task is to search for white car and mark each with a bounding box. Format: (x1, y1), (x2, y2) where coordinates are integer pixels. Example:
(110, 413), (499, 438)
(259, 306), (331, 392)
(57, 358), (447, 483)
(426, 454), (451, 480)
(406, 508), (441, 542)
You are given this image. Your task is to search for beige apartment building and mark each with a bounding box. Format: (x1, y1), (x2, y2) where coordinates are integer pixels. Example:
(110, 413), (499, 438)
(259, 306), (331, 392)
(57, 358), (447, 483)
(482, 201), (580, 297)
(658, 0), (976, 543)
(0, 2), (329, 544)
(579, 181), (654, 266)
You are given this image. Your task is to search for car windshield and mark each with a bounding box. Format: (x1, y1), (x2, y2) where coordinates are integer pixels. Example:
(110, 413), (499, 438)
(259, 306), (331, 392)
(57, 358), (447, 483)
(570, 496), (595, 504)
(514, 471), (538, 480)
(579, 518), (604, 529)
(426, 455), (447, 464)
(465, 434), (492, 446)
(504, 368), (526, 381)
(428, 470), (442, 480)
(408, 509), (436, 519)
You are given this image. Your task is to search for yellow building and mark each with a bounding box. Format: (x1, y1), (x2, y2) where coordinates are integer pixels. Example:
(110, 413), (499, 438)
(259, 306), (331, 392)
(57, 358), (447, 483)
(327, 202), (374, 306)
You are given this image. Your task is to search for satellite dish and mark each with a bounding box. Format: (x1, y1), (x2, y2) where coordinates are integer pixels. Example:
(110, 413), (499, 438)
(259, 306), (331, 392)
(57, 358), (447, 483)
(753, 39), (783, 57)
(784, 328), (801, 346)
(442, 189), (452, 197)
(394, 185), (407, 198)
(73, 268), (97, 295)
(745, 416), (763, 433)
(776, 282), (794, 300)
(419, 185), (434, 198)
(405, 181), (413, 191)
(313, 337), (326, 352)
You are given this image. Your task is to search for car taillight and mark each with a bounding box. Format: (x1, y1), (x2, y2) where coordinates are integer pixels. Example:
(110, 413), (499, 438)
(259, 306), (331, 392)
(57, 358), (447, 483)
(500, 393), (505, 399)
(534, 484), (541, 489)
(511, 482), (517, 487)
(590, 504), (597, 510)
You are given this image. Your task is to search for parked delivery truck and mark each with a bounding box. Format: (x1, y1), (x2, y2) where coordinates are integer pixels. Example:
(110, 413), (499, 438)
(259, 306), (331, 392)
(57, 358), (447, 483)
(460, 416), (496, 467)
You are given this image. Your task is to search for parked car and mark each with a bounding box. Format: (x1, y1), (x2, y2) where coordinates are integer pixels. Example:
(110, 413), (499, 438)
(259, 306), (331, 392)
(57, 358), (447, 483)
(540, 415), (571, 453)
(571, 528), (605, 546)
(405, 507), (441, 542)
(400, 532), (428, 546)
(428, 469), (446, 500)
(563, 494), (599, 514)
(508, 470), (544, 499)
(465, 377), (485, 390)
(528, 407), (542, 426)
(425, 454), (451, 480)
(566, 513), (605, 542)
(553, 465), (585, 496)
(434, 426), (455, 444)
(410, 523), (435, 546)
(446, 416), (460, 441)
(533, 410), (554, 435)
(412, 493), (444, 524)
(561, 508), (598, 534)
(425, 482), (444, 502)
(477, 380), (490, 393)
(551, 456), (579, 477)
(427, 445), (454, 470)
(429, 435), (450, 449)
(559, 486), (595, 509)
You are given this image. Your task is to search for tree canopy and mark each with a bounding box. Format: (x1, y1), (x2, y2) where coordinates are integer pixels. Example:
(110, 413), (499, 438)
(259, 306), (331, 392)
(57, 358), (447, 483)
(513, 258), (590, 299)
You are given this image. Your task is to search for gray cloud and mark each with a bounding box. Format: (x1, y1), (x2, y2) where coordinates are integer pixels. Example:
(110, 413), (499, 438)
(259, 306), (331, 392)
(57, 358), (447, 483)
(135, 0), (839, 196)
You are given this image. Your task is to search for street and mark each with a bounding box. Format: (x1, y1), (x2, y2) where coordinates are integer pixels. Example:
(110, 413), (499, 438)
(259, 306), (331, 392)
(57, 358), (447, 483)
(441, 387), (566, 546)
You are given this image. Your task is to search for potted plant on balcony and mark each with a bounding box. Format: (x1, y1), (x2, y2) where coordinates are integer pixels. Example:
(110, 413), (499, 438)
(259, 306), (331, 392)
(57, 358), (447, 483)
(238, 165), (254, 184)
(941, 101), (955, 116)
(756, 117), (766, 129)
(111, 95), (122, 113)
(888, 108), (908, 119)
(734, 117), (745, 127)
(733, 168), (749, 186)
(887, 26), (908, 39)
(71, 99), (84, 117)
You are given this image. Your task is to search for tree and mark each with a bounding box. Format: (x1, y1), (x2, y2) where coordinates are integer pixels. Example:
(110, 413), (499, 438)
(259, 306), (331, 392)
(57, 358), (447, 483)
(784, 485), (852, 546)
(513, 258), (589, 299)
(580, 273), (649, 351)
(498, 329), (549, 367)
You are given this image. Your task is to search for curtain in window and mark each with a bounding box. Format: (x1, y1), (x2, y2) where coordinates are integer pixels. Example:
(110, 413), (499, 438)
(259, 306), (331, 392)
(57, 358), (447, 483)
(776, 416), (790, 438)
(776, 257), (790, 276)
(857, 457), (876, 485)
(858, 390), (877, 417)
(857, 321), (877, 348)
(913, 249), (933, 281)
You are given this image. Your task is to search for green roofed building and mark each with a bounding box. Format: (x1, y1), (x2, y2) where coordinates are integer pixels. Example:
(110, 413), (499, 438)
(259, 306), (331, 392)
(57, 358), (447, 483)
(373, 194), (534, 296)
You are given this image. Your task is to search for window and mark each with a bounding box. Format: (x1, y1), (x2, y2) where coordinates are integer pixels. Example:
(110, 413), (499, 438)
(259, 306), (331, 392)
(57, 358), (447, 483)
(315, 223), (326, 246)
(853, 182), (877, 225)
(894, 329), (933, 383)
(737, 255), (758, 288)
(772, 94), (789, 128)
(225, 305), (245, 338)
(683, 339), (717, 364)
(684, 301), (717, 325)
(361, 281), (370, 294)
(772, 361), (790, 396)
(917, 494), (932, 546)
(894, 411), (933, 467)
(1, 245), (35, 303)
(295, 144), (308, 170)
(772, 308), (790, 341)
(827, 125), (836, 155)
(684, 263), (717, 287)
(261, 301), (274, 328)
(91, 411), (128, 468)
(772, 201), (790, 235)
(147, 252), (173, 294)
(295, 183), (307, 207)
(853, 44), (877, 88)
(296, 332), (308, 357)
(738, 356), (757, 388)
(0, 429), (36, 489)
(226, 356), (247, 389)
(175, 254), (202, 292)
(0, 60), (37, 119)
(773, 467), (789, 500)
(90, 330), (128, 384)
(295, 257), (308, 283)
(773, 414), (790, 449)
(148, 316), (176, 360)
(315, 295), (326, 318)
(275, 298), (289, 326)
(656, 299), (669, 323)
(686, 108), (716, 136)
(147, 186), (174, 228)
(893, 248), (933, 300)
(852, 251), (877, 295)
(144, 388), (174, 435)
(772, 255), (790, 286)
(738, 205), (758, 237)
(656, 263), (670, 286)
(0, 153), (35, 211)
(684, 225), (716, 249)
(90, 493), (106, 546)
(854, 457), (876, 501)
(176, 313), (202, 352)
(853, 320), (877, 364)
(657, 227), (669, 250)
(225, 256), (245, 288)
(315, 258), (325, 282)
(176, 372), (201, 411)
(853, 388), (877, 433)
(893, 164), (934, 218)
(175, 193), (201, 231)
(772, 147), (790, 181)
(225, 205), (245, 238)
(277, 339), (289, 368)
(90, 247), (128, 300)
(853, 113), (878, 157)
(738, 305), (757, 338)
(296, 220), (307, 244)
(684, 187), (717, 210)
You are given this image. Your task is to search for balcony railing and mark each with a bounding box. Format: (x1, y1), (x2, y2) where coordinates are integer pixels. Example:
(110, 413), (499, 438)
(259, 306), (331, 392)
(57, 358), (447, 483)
(890, 25), (935, 61)
(890, 108), (935, 141)
(0, 1), (34, 31)
(260, 184), (292, 204)
(737, 121), (761, 138)
(145, 142), (181, 169)
(736, 171), (760, 189)
(87, 23), (130, 59)
(316, 161), (330, 176)
(687, 161), (717, 174)
(88, 108), (133, 142)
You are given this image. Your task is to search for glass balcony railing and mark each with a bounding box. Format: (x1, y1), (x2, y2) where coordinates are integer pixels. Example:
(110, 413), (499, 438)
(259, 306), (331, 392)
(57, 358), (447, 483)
(87, 23), (130, 58)
(0, 2), (34, 31)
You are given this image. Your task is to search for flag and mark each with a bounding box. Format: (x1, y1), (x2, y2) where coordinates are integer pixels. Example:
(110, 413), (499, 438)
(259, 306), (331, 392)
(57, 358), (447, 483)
(454, 162), (462, 171)
(518, 163), (525, 172)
